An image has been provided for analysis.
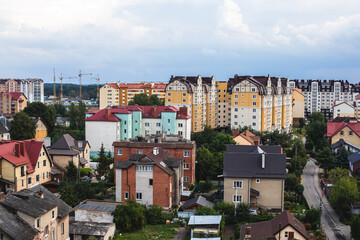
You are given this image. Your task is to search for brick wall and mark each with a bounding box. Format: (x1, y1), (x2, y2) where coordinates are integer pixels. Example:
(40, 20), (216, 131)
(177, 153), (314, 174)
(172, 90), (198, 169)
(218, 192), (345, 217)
(153, 166), (171, 208)
(121, 166), (136, 201)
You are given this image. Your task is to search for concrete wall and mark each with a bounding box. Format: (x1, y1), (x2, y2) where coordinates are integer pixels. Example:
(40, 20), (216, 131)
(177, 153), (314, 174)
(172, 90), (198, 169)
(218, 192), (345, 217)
(75, 209), (113, 223)
(161, 111), (176, 135)
(56, 215), (70, 240)
(274, 225), (307, 240)
(333, 103), (355, 118)
(115, 169), (122, 202)
(135, 167), (153, 205)
(86, 121), (120, 153)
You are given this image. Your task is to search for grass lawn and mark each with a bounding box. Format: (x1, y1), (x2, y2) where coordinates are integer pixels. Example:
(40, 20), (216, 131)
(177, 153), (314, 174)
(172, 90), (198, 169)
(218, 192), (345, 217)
(114, 224), (179, 240)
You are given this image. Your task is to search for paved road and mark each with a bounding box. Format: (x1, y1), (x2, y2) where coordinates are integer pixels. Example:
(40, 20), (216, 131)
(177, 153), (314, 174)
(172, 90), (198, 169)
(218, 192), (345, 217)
(302, 159), (351, 240)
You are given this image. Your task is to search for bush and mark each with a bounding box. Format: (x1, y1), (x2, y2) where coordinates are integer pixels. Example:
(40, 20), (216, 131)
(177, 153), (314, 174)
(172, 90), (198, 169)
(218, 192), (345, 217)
(196, 206), (219, 215)
(351, 216), (360, 240)
(214, 201), (236, 224)
(252, 209), (274, 222)
(80, 168), (92, 177)
(304, 208), (321, 230)
(112, 200), (146, 232)
(235, 203), (251, 223)
(146, 205), (165, 225)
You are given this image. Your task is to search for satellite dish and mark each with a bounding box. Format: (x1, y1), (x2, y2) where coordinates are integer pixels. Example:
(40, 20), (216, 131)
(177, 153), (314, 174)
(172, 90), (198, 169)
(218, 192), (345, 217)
(100, 176), (105, 181)
(286, 168), (289, 174)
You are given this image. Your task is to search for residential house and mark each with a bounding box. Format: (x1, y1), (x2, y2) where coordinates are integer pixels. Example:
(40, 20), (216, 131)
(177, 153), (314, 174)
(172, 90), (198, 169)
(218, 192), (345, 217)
(326, 119), (360, 147)
(0, 121), (9, 141)
(0, 92), (27, 117)
(70, 200), (117, 240)
(333, 101), (356, 119)
(56, 117), (70, 128)
(0, 184), (72, 240)
(349, 152), (360, 176)
(290, 79), (354, 119)
(114, 147), (183, 209)
(188, 215), (222, 239)
(165, 75), (217, 132)
(99, 82), (166, 109)
(85, 105), (191, 154)
(0, 78), (44, 103)
(47, 134), (90, 175)
(332, 139), (360, 153)
(240, 211), (308, 240)
(232, 130), (260, 146)
(0, 139), (52, 193)
(113, 133), (196, 188)
(178, 196), (214, 218)
(222, 145), (286, 212)
(32, 118), (48, 141)
(292, 88), (305, 126)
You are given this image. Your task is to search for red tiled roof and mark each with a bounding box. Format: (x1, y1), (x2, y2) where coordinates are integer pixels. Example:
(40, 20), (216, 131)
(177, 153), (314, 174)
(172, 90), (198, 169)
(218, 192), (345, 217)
(85, 108), (121, 122)
(152, 83), (166, 89)
(106, 83), (119, 89)
(327, 122), (360, 138)
(356, 94), (360, 100)
(6, 92), (25, 100)
(0, 139), (46, 174)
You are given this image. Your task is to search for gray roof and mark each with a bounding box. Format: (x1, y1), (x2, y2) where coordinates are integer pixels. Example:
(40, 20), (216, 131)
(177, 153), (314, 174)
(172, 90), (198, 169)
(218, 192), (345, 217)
(70, 221), (115, 236)
(180, 196), (214, 210)
(226, 145), (282, 154)
(332, 139), (360, 151)
(0, 121), (8, 134)
(0, 204), (38, 240)
(349, 151), (360, 165)
(48, 134), (88, 155)
(0, 184), (72, 219)
(75, 200), (120, 213)
(188, 215), (222, 225)
(56, 117), (69, 124)
(223, 145), (286, 179)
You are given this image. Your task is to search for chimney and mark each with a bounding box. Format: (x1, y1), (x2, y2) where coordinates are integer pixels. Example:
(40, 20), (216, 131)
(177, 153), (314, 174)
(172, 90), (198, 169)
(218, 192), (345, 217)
(38, 191), (44, 199)
(105, 108), (110, 119)
(232, 129), (239, 137)
(15, 143), (20, 157)
(262, 153), (265, 169)
(153, 147), (159, 155)
(179, 107), (188, 116)
(19, 142), (25, 156)
(152, 106), (157, 117)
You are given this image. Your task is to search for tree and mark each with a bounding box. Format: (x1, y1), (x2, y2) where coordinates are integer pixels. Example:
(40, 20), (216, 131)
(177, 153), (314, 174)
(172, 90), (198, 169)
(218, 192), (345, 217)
(306, 112), (327, 151)
(196, 147), (218, 180)
(112, 200), (146, 232)
(308, 111), (325, 123)
(68, 102), (86, 130)
(52, 103), (67, 117)
(97, 144), (110, 180)
(351, 216), (360, 240)
(149, 94), (164, 106)
(261, 130), (293, 148)
(330, 175), (359, 215)
(214, 201), (236, 224)
(327, 167), (350, 181)
(65, 161), (78, 182)
(235, 203), (251, 222)
(315, 147), (333, 170)
(285, 173), (300, 191)
(334, 145), (349, 168)
(24, 102), (56, 133)
(128, 93), (152, 105)
(196, 206), (219, 215)
(146, 205), (165, 225)
(304, 208), (321, 230)
(9, 111), (36, 140)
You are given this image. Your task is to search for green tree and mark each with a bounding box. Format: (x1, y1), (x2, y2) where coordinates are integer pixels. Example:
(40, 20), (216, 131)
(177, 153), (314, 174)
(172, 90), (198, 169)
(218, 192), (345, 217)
(235, 203), (251, 222)
(285, 173), (299, 191)
(68, 102), (86, 130)
(9, 112), (36, 140)
(315, 147), (333, 170)
(52, 103), (67, 117)
(97, 144), (110, 180)
(304, 208), (321, 230)
(351, 216), (360, 240)
(146, 205), (165, 225)
(327, 167), (350, 181)
(65, 161), (78, 182)
(58, 182), (77, 207)
(261, 130), (293, 148)
(308, 111), (325, 123)
(214, 201), (236, 224)
(128, 93), (152, 105)
(330, 175), (359, 215)
(196, 206), (219, 215)
(24, 102), (56, 133)
(334, 146), (350, 168)
(149, 94), (165, 106)
(112, 200), (146, 232)
(196, 147), (218, 180)
(306, 112), (327, 151)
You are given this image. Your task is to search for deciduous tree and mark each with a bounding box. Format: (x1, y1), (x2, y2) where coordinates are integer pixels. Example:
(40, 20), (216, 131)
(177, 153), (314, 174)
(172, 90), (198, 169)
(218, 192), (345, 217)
(112, 200), (146, 232)
(24, 102), (56, 133)
(9, 111), (36, 140)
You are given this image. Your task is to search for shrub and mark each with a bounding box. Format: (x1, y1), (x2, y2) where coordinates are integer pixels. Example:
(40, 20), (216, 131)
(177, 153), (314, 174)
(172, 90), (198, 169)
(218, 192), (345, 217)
(80, 168), (92, 177)
(304, 208), (321, 230)
(146, 205), (165, 225)
(214, 201), (236, 224)
(112, 200), (146, 232)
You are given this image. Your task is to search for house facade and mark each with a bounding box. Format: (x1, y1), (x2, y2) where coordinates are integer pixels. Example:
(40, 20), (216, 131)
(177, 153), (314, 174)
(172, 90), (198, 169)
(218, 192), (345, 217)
(223, 145), (286, 212)
(0, 78), (44, 103)
(33, 118), (48, 141)
(114, 147), (183, 208)
(85, 105), (191, 154)
(326, 120), (360, 147)
(165, 75), (217, 132)
(0, 92), (27, 117)
(291, 88), (305, 126)
(232, 130), (260, 146)
(0, 139), (52, 193)
(113, 133), (196, 187)
(333, 101), (356, 119)
(47, 134), (90, 174)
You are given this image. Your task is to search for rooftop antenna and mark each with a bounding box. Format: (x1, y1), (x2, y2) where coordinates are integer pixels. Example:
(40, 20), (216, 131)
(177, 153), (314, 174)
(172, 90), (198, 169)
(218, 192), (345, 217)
(78, 70), (92, 100)
(59, 74), (77, 103)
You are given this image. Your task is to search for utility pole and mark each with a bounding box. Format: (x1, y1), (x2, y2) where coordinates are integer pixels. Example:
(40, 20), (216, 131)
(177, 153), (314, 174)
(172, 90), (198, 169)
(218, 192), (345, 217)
(53, 68), (56, 103)
(78, 70), (92, 100)
(59, 74), (77, 103)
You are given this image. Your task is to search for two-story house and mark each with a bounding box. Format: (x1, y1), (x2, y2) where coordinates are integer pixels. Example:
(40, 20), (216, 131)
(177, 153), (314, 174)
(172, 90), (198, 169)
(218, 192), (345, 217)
(327, 118), (360, 149)
(115, 147), (183, 209)
(0, 184), (72, 240)
(0, 139), (52, 193)
(47, 134), (90, 175)
(222, 145), (286, 212)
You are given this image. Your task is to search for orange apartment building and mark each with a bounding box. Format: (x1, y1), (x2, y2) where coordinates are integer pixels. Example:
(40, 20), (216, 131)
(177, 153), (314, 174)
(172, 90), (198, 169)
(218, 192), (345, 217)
(0, 92), (27, 117)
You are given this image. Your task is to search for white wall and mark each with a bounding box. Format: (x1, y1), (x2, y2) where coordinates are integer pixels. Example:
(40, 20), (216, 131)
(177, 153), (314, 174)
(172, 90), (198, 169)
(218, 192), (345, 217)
(231, 107), (261, 131)
(115, 169), (122, 202)
(75, 209), (113, 223)
(85, 121), (119, 153)
(136, 168), (153, 205)
(142, 118), (162, 135)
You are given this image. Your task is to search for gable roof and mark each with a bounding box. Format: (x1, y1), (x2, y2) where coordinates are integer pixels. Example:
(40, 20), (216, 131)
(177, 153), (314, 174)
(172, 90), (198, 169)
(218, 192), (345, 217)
(349, 151), (360, 165)
(180, 196), (214, 211)
(188, 215), (222, 225)
(240, 211), (308, 239)
(48, 134), (89, 156)
(234, 130), (260, 145)
(6, 92), (26, 100)
(223, 145), (286, 179)
(327, 122), (360, 138)
(0, 184), (72, 219)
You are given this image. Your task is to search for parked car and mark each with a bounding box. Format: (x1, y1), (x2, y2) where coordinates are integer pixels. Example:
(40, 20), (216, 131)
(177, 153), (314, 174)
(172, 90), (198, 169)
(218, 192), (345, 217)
(250, 209), (258, 215)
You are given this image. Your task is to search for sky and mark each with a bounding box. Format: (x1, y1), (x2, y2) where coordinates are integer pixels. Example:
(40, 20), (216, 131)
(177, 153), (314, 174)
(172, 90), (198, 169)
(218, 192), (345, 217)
(0, 0), (359, 84)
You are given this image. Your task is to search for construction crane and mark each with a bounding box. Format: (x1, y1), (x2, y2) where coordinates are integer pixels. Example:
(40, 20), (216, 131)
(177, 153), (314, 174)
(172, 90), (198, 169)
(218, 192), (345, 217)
(91, 74), (100, 103)
(53, 68), (56, 103)
(78, 70), (92, 100)
(59, 73), (77, 103)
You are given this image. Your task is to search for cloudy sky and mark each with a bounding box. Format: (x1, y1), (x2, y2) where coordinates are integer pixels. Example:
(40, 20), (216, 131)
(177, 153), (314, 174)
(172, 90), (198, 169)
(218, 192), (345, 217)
(0, 0), (359, 84)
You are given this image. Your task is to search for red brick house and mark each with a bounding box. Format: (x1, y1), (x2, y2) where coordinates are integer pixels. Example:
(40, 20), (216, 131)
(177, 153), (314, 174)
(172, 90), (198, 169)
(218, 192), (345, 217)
(114, 147), (183, 209)
(113, 133), (195, 188)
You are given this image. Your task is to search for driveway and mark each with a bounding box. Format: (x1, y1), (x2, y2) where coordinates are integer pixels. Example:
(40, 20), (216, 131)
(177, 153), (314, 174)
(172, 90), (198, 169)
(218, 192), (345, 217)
(302, 159), (351, 240)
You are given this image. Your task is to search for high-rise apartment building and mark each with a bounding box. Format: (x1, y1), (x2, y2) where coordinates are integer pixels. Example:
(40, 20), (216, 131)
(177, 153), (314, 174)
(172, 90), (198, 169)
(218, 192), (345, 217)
(290, 79), (354, 119)
(0, 78), (44, 103)
(217, 81), (231, 127)
(224, 75), (292, 133)
(0, 92), (27, 116)
(165, 75), (217, 132)
(99, 82), (166, 109)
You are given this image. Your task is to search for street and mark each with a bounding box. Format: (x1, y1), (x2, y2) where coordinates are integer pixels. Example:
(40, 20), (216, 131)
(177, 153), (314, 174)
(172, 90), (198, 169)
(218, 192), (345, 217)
(302, 159), (351, 240)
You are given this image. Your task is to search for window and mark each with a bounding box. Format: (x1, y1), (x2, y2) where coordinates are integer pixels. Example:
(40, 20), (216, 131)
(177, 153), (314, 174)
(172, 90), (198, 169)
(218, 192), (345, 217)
(43, 152), (45, 156)
(21, 166), (25, 177)
(124, 129), (127, 134)
(178, 123), (183, 127)
(233, 195), (242, 203)
(36, 218), (41, 228)
(168, 99), (171, 102)
(178, 131), (183, 136)
(167, 93), (171, 96)
(340, 131), (344, 136)
(124, 192), (129, 200)
(61, 223), (64, 235)
(184, 163), (190, 169)
(253, 109), (256, 112)
(28, 177), (32, 184)
(46, 172), (49, 178)
(251, 88), (256, 92)
(45, 225), (49, 236)
(43, 160), (46, 167)
(234, 115), (238, 118)
(234, 108), (238, 112)
(22, 179), (24, 186)
(184, 151), (190, 157)
(145, 122), (150, 127)
(252, 102), (256, 106)
(149, 179), (153, 186)
(124, 120), (127, 125)
(37, 162), (40, 168)
(252, 122), (256, 126)
(233, 180), (243, 188)
(234, 94), (238, 99)
(156, 131), (161, 134)
(285, 232), (289, 237)
(52, 210), (55, 219)
(168, 119), (170, 123)
(137, 150), (143, 154)
(36, 175), (40, 182)
(156, 123), (161, 127)
(252, 95), (257, 99)
(43, 173), (45, 179)
(145, 130), (149, 134)
(117, 149), (123, 155)
(183, 93), (186, 97)
(256, 179), (261, 183)
(184, 176), (189, 182)
(136, 192), (142, 200)
(350, 131), (353, 136)
(234, 101), (238, 105)
(252, 116), (256, 119)
(234, 122), (238, 125)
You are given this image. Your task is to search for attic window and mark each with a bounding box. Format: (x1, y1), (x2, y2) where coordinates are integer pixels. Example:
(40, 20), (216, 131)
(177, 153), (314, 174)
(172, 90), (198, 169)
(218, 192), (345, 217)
(78, 142), (83, 148)
(160, 161), (166, 168)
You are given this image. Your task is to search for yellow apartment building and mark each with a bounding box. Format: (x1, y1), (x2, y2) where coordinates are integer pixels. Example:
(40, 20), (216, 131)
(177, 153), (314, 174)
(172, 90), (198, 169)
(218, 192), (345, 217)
(0, 92), (27, 117)
(0, 139), (52, 193)
(165, 75), (217, 132)
(291, 88), (305, 126)
(217, 81), (231, 127)
(99, 82), (166, 109)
